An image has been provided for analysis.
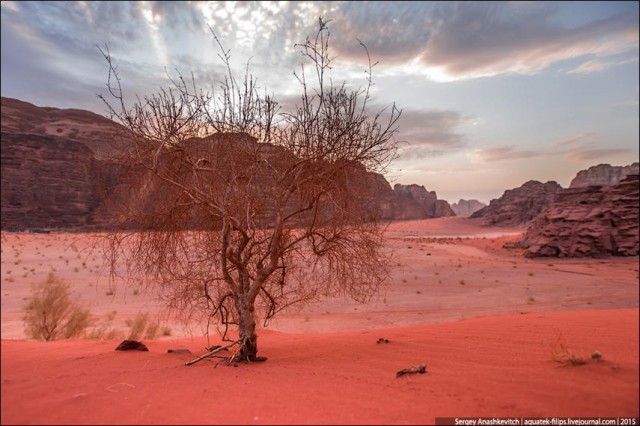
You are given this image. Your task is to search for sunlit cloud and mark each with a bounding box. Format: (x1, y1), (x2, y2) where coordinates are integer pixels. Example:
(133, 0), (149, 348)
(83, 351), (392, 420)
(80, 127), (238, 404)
(468, 146), (543, 163)
(328, 2), (639, 82)
(469, 135), (633, 164)
(139, 1), (169, 66)
(564, 148), (630, 161)
(394, 110), (471, 160)
(554, 133), (596, 147)
(1, 1), (20, 12)
(568, 57), (639, 74)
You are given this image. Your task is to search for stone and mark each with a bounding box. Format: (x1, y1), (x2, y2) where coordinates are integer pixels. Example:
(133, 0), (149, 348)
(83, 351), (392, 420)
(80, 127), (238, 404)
(470, 180), (562, 227)
(569, 162), (639, 188)
(451, 199), (486, 216)
(521, 175), (639, 257)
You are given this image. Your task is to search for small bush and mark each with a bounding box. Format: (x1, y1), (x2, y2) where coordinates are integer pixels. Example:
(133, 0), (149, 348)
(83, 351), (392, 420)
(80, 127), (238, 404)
(23, 273), (92, 341)
(550, 335), (587, 366)
(161, 326), (172, 337)
(87, 325), (124, 340)
(125, 312), (160, 340)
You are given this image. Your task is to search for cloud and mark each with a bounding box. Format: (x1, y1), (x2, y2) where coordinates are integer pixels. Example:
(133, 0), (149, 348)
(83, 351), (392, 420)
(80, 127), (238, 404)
(394, 109), (471, 159)
(325, 2), (639, 81)
(470, 136), (632, 164)
(3, 1), (638, 115)
(563, 148), (630, 162)
(568, 57), (639, 74)
(468, 146), (543, 163)
(554, 133), (596, 147)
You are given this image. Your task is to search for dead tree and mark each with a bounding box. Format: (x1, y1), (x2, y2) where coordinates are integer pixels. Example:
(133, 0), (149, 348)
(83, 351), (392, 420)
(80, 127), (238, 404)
(98, 18), (401, 361)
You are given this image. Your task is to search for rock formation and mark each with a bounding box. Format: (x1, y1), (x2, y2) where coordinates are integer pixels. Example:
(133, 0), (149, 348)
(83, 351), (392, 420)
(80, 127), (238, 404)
(470, 180), (562, 227)
(392, 184), (456, 219)
(1, 97), (456, 230)
(569, 162), (639, 188)
(0, 132), (116, 229)
(521, 175), (639, 257)
(451, 199), (486, 216)
(1, 97), (122, 160)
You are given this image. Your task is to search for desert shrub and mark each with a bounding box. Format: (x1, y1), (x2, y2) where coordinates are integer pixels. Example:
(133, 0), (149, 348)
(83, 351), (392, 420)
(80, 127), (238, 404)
(125, 312), (160, 340)
(161, 326), (172, 337)
(550, 335), (587, 366)
(23, 273), (92, 341)
(87, 325), (124, 340)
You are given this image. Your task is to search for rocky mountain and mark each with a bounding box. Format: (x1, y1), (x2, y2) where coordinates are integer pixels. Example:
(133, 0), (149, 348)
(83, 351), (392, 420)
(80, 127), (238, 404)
(0, 132), (119, 229)
(392, 184), (456, 219)
(521, 174), (639, 257)
(1, 97), (454, 230)
(470, 180), (563, 227)
(569, 162), (639, 188)
(451, 199), (486, 216)
(1, 97), (121, 160)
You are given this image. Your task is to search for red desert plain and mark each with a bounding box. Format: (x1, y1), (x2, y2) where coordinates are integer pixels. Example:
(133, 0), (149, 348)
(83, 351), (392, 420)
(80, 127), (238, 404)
(1, 216), (639, 424)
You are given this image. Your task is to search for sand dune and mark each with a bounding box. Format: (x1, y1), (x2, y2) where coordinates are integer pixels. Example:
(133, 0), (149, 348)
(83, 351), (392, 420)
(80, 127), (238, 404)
(2, 309), (638, 424)
(1, 217), (638, 423)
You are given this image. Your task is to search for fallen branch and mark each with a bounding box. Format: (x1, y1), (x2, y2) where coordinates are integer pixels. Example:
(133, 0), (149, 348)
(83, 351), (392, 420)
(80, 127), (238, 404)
(185, 339), (241, 366)
(396, 363), (427, 378)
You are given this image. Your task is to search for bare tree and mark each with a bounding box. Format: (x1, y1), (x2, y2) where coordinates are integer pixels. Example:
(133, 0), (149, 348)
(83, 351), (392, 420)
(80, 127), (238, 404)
(98, 18), (401, 362)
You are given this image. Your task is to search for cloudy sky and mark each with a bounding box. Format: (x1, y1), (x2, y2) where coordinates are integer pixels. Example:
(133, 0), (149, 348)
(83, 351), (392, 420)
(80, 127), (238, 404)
(2, 1), (638, 203)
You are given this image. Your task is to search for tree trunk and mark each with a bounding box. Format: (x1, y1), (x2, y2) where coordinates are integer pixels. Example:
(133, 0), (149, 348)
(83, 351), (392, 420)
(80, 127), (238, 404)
(236, 296), (258, 360)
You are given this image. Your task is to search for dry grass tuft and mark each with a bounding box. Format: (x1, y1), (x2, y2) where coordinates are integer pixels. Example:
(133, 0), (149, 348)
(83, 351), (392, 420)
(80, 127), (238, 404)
(23, 273), (92, 341)
(125, 312), (160, 340)
(550, 334), (588, 366)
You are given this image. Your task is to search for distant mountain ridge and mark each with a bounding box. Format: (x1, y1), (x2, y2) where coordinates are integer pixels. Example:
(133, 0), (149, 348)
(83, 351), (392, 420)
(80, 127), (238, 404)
(0, 97), (455, 230)
(451, 199), (486, 216)
(522, 174), (639, 257)
(569, 162), (639, 188)
(470, 180), (563, 227)
(1, 97), (122, 160)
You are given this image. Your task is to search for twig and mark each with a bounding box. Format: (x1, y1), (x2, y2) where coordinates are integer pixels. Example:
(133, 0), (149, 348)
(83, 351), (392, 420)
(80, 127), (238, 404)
(185, 339), (241, 366)
(396, 363), (427, 378)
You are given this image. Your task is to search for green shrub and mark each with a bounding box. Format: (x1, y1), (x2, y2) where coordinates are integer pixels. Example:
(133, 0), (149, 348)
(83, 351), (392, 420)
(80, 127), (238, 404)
(23, 273), (92, 341)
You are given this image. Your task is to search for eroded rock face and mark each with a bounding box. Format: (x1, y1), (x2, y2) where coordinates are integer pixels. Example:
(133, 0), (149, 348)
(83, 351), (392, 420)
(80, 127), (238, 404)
(1, 97), (457, 229)
(569, 162), (639, 188)
(0, 132), (110, 229)
(1, 97), (122, 160)
(470, 180), (562, 227)
(451, 199), (486, 216)
(522, 175), (639, 257)
(393, 184), (456, 219)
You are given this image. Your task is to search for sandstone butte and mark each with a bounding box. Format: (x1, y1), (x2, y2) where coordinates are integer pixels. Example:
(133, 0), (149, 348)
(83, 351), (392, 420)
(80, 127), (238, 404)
(0, 96), (455, 230)
(522, 174), (639, 257)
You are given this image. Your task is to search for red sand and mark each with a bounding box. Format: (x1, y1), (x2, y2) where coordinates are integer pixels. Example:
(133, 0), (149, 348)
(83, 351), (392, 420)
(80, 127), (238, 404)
(2, 309), (638, 424)
(1, 217), (638, 424)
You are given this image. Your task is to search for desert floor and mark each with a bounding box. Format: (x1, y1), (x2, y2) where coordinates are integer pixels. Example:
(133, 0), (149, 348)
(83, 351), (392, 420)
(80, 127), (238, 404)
(1, 216), (639, 424)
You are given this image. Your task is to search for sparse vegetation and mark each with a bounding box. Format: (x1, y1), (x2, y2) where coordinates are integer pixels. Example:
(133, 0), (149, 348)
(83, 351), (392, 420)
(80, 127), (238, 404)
(125, 312), (160, 340)
(550, 334), (587, 366)
(23, 273), (92, 341)
(87, 325), (123, 340)
(99, 17), (400, 361)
